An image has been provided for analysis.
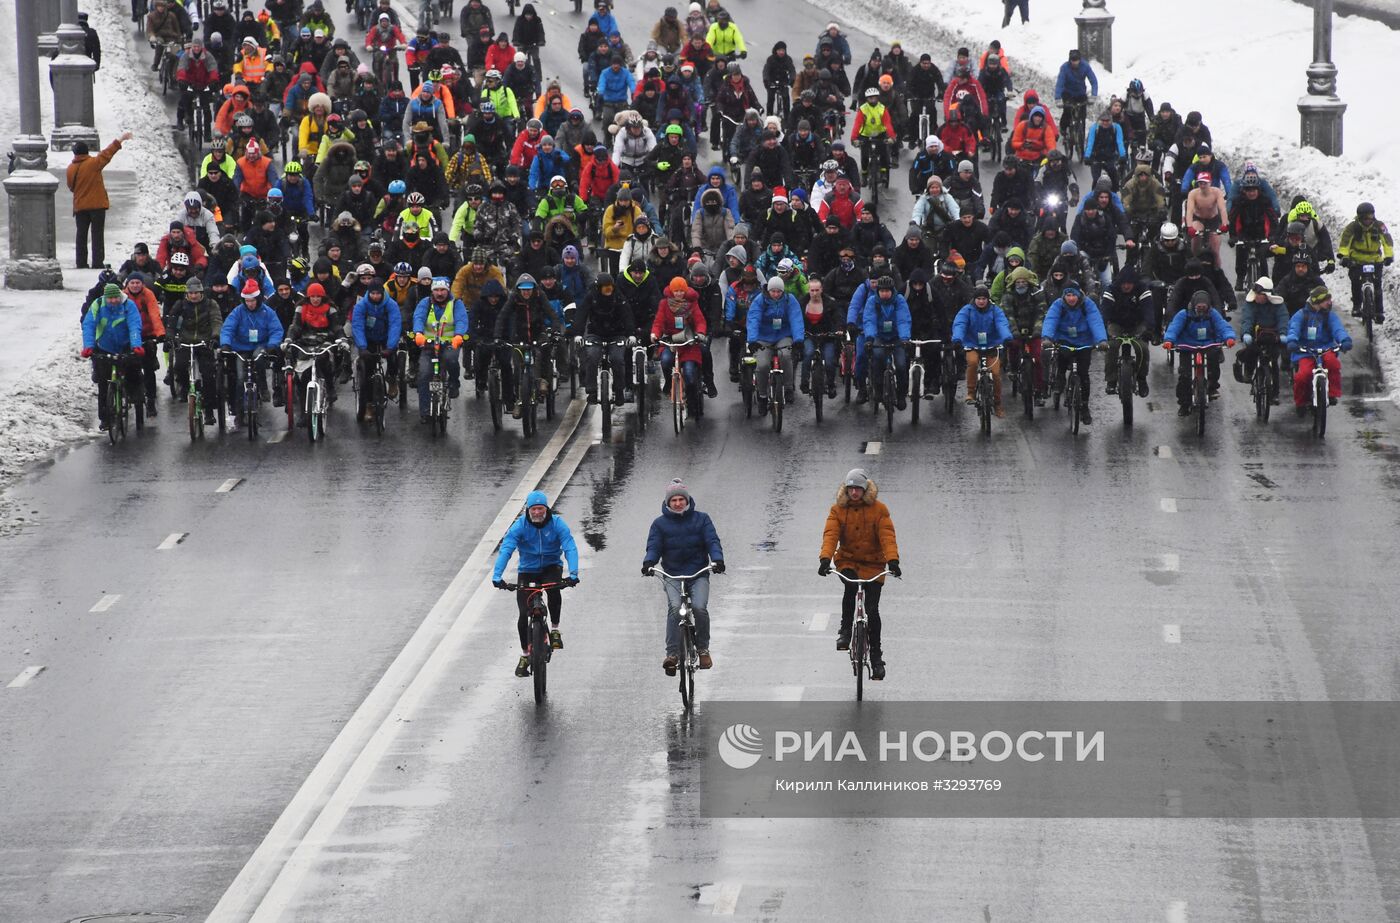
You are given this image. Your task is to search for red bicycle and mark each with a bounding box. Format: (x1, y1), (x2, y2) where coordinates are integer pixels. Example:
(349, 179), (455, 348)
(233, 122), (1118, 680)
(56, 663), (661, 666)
(498, 579), (573, 704)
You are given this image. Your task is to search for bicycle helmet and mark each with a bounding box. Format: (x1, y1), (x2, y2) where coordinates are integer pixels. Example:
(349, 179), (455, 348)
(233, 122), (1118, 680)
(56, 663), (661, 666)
(480, 100), (496, 114)
(356, 263), (375, 276)
(821, 159), (839, 172)
(183, 191), (203, 208)
(1159, 222), (1180, 241)
(726, 60), (742, 76)
(388, 179), (407, 194)
(283, 161), (302, 175)
(1358, 201), (1375, 217)
(1241, 174), (1261, 190)
(406, 191), (426, 205)
(526, 117), (543, 131)
(267, 187), (283, 199)
(1128, 78), (1144, 94)
(393, 261), (413, 275)
(289, 257), (309, 275)
(326, 112), (343, 127)
(234, 113), (254, 129)
(876, 274), (895, 291)
(863, 86), (880, 99)
(170, 251), (190, 267)
(485, 68), (502, 80)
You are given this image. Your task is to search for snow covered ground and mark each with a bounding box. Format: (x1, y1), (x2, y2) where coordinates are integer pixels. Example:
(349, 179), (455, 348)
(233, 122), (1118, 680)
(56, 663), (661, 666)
(0, 0), (189, 533)
(824, 0), (1400, 389)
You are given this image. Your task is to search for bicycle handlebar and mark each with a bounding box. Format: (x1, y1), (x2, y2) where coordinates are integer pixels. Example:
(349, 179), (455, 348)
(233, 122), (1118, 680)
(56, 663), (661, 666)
(651, 564), (715, 581)
(283, 340), (348, 358)
(1173, 342), (1226, 352)
(498, 580), (575, 591)
(829, 569), (897, 584)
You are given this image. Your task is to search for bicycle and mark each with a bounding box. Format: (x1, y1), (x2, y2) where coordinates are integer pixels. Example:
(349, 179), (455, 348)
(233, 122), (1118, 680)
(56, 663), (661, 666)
(583, 336), (628, 434)
(180, 341), (221, 440)
(1110, 335), (1145, 427)
(1298, 345), (1340, 438)
(358, 344), (390, 436)
(864, 341), (898, 434)
(510, 340), (543, 437)
(658, 337), (701, 434)
(95, 351), (140, 444)
(1357, 261), (1380, 342)
(985, 99), (1007, 164)
(972, 345), (1000, 435)
(484, 341), (505, 432)
(1053, 343), (1095, 435)
(1248, 329), (1281, 424)
(765, 82), (791, 123)
(1175, 342), (1226, 437)
(650, 564), (713, 712)
(284, 340), (344, 442)
(764, 344), (789, 433)
(1009, 334), (1038, 419)
(858, 134), (890, 210)
(187, 87), (215, 146)
(631, 338), (652, 430)
(1059, 98), (1087, 163)
(393, 337), (412, 410)
(425, 339), (454, 437)
(498, 579), (573, 705)
(354, 0), (372, 29)
(222, 347), (265, 441)
(905, 339), (941, 426)
(828, 568), (894, 701)
(839, 331), (857, 403)
(808, 331), (843, 423)
(156, 42), (181, 96)
(940, 341), (960, 415)
(1234, 238), (1269, 293)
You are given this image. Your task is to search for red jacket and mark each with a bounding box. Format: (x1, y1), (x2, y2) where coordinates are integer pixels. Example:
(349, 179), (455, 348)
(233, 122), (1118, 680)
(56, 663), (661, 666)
(156, 233), (209, 270)
(484, 42), (516, 73)
(510, 129), (543, 169)
(943, 77), (988, 120)
(816, 182), (863, 230)
(579, 158), (619, 202)
(651, 291), (707, 365)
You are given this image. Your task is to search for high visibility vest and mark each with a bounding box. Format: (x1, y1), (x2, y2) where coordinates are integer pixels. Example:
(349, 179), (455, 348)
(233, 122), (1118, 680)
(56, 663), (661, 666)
(425, 300), (456, 341)
(238, 50), (268, 84)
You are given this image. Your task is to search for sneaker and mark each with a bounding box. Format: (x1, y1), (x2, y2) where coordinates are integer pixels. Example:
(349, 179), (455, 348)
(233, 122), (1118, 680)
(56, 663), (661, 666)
(704, 381), (718, 398)
(1177, 405), (1192, 417)
(1137, 378), (1150, 398)
(784, 388), (796, 404)
(964, 396), (976, 406)
(272, 390), (285, 408)
(756, 396), (769, 415)
(1376, 313), (1386, 323)
(98, 420), (110, 432)
(550, 628), (563, 650)
(146, 400), (158, 418)
(1105, 380), (1118, 395)
(515, 655), (530, 677)
(836, 631), (851, 651)
(994, 405), (1005, 418)
(1081, 405), (1093, 424)
(203, 411), (216, 425)
(871, 660), (886, 681)
(800, 380), (811, 394)
(729, 369), (740, 383)
(386, 379), (399, 401)
(511, 402), (521, 418)
(1328, 396), (1338, 406)
(896, 395), (907, 411)
(827, 384), (838, 399)
(448, 385), (460, 399)
(662, 655), (678, 676)
(856, 389), (869, 404)
(698, 650), (713, 669)
(586, 392), (598, 404)
(227, 416), (240, 431)
(925, 382), (939, 397)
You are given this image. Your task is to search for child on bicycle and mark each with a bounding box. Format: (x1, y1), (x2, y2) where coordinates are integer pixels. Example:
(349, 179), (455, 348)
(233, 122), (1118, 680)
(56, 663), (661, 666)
(819, 469), (900, 680)
(642, 479), (726, 676)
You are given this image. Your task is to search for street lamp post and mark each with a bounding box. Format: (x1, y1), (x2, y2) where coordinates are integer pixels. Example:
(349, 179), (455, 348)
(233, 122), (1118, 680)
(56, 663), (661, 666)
(1075, 0), (1114, 73)
(49, 0), (100, 152)
(4, 0), (63, 289)
(1298, 0), (1346, 156)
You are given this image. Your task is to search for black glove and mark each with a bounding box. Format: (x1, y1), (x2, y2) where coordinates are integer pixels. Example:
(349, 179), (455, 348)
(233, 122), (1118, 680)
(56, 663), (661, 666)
(1387, 257), (1395, 267)
(711, 560), (725, 574)
(887, 560), (901, 578)
(493, 579), (509, 590)
(818, 557), (831, 577)
(641, 561), (655, 576)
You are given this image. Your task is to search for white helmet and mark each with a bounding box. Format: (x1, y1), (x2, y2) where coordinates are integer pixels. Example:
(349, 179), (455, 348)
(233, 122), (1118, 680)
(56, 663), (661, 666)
(170, 251), (190, 267)
(183, 191), (203, 208)
(1159, 222), (1179, 241)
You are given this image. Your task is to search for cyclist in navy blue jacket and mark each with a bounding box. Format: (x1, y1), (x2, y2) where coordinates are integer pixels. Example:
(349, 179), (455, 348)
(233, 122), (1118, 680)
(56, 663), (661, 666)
(642, 479), (725, 675)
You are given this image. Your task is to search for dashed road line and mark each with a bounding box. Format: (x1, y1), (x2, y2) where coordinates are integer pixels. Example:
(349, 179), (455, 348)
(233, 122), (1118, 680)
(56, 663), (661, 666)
(772, 685), (804, 702)
(863, 441), (882, 455)
(1162, 624), (1182, 644)
(89, 594), (121, 613)
(712, 882), (743, 915)
(216, 478), (243, 493)
(1160, 498), (1178, 513)
(7, 666), (46, 688)
(1167, 900), (1188, 922)
(808, 613), (830, 632)
(156, 532), (188, 550)
(1155, 445), (1174, 458)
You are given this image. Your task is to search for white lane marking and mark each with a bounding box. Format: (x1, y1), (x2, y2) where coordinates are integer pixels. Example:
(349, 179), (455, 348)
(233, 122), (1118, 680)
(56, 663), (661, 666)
(8, 666), (46, 688)
(712, 882), (743, 915)
(722, 593), (831, 600)
(89, 594), (121, 613)
(1162, 624), (1182, 644)
(1164, 789), (1183, 817)
(1361, 390), (1400, 403)
(1156, 445), (1174, 458)
(268, 431), (288, 444)
(808, 613), (830, 632)
(216, 477), (243, 493)
(1164, 701), (1182, 722)
(1160, 498), (1178, 513)
(211, 400), (588, 923)
(773, 686), (804, 702)
(864, 441), (882, 454)
(156, 532), (187, 550)
(1166, 900), (1189, 922)
(1157, 553), (1180, 572)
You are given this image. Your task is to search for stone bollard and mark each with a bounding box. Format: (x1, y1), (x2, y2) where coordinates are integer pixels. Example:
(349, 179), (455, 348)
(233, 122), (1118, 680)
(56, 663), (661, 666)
(1075, 0), (1114, 73)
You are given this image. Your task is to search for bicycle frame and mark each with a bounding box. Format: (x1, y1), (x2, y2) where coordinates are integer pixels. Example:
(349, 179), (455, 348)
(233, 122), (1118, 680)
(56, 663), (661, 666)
(1175, 342), (1225, 436)
(830, 568), (894, 701)
(499, 579), (572, 705)
(652, 565), (713, 711)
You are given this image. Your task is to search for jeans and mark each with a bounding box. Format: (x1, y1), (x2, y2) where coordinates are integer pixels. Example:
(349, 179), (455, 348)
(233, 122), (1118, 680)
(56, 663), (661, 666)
(839, 571), (883, 659)
(753, 337), (794, 398)
(516, 565), (563, 652)
(75, 209), (106, 267)
(416, 344), (461, 414)
(225, 350), (276, 416)
(659, 346), (700, 409)
(582, 341), (627, 400)
(868, 342), (908, 397)
(662, 573), (710, 656)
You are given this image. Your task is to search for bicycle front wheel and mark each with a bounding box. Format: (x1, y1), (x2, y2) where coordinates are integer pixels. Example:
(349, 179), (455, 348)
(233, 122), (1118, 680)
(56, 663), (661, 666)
(909, 364), (921, 425)
(852, 621), (866, 701)
(532, 616), (548, 705)
(1314, 375), (1328, 438)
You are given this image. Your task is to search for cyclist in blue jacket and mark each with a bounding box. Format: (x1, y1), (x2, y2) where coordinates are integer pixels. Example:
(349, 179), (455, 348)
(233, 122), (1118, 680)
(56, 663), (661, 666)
(951, 284), (1013, 416)
(1041, 281), (1108, 423)
(493, 489), (581, 678)
(642, 479), (726, 675)
(220, 279), (286, 421)
(80, 282), (145, 431)
(862, 275), (912, 410)
(351, 282), (403, 422)
(1285, 285), (1351, 412)
(747, 275), (805, 415)
(1162, 289), (1236, 416)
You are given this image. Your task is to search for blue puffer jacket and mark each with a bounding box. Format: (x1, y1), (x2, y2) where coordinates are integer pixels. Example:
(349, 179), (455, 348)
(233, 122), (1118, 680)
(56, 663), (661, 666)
(352, 292), (403, 348)
(747, 290), (805, 344)
(951, 302), (1013, 349)
(220, 303), (285, 351)
(82, 296), (144, 353)
(493, 490), (581, 580)
(862, 292), (911, 342)
(1041, 290), (1108, 347)
(644, 496), (724, 574)
(1286, 306), (1351, 361)
(1164, 307), (1235, 347)
(691, 167), (741, 222)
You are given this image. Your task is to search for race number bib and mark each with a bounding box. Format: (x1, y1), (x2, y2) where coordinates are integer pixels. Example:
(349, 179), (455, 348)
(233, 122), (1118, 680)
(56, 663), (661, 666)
(977, 331), (988, 345)
(1194, 326), (1207, 340)
(248, 328), (259, 343)
(1066, 325), (1078, 337)
(771, 317), (782, 330)
(674, 316), (685, 330)
(1307, 325), (1318, 339)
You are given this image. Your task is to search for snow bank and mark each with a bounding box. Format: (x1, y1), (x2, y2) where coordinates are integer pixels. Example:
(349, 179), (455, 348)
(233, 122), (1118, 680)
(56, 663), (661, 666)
(820, 0), (1400, 390)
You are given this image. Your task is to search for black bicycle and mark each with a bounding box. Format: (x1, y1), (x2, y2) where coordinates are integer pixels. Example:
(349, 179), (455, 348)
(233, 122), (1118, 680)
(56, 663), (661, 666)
(222, 347), (264, 441)
(829, 568), (894, 701)
(651, 565), (713, 711)
(807, 331), (843, 423)
(1060, 98), (1087, 163)
(499, 579), (573, 705)
(1054, 343), (1095, 435)
(858, 134), (890, 210)
(1249, 329), (1282, 424)
(1111, 335), (1144, 427)
(358, 344), (390, 436)
(1176, 342), (1226, 437)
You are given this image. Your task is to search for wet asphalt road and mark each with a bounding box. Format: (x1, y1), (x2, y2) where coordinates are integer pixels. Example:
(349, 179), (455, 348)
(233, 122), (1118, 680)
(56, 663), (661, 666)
(4, 1), (1400, 922)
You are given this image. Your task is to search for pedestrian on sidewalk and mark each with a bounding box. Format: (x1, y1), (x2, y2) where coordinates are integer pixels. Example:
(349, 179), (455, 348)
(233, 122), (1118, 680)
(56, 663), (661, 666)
(65, 131), (132, 269)
(1002, 0), (1029, 27)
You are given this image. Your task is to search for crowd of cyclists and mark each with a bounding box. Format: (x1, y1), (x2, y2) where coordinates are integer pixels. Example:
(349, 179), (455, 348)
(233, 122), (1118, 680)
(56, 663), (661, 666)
(83, 0), (1396, 434)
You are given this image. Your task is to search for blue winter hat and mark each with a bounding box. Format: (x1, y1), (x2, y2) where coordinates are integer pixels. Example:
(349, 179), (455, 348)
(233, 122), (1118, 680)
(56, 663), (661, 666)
(1062, 281), (1082, 296)
(241, 254), (259, 269)
(239, 244), (257, 256)
(525, 490), (549, 509)
(1060, 241), (1079, 256)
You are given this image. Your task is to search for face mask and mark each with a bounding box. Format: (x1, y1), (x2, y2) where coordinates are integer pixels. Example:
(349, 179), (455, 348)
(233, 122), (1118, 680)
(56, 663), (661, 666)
(840, 258), (854, 271)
